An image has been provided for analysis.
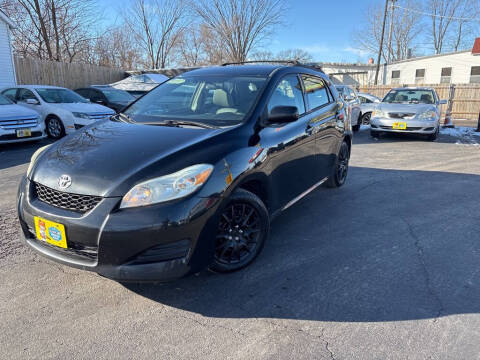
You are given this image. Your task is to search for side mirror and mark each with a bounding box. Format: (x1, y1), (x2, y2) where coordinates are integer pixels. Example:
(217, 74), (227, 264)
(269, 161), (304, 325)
(439, 99), (447, 105)
(25, 98), (40, 105)
(267, 106), (299, 125)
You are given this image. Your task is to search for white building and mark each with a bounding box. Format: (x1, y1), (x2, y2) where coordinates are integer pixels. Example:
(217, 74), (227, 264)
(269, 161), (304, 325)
(0, 10), (16, 87)
(385, 48), (480, 85)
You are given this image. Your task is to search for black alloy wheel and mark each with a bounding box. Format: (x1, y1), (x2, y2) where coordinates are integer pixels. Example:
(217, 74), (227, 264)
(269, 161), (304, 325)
(326, 141), (350, 188)
(211, 189), (269, 272)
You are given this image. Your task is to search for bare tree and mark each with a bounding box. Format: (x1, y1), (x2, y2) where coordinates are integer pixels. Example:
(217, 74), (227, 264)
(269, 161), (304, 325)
(276, 49), (313, 62)
(123, 0), (187, 69)
(426, 0), (464, 54)
(194, 0), (285, 63)
(1, 0), (97, 62)
(352, 0), (422, 62)
(448, 0), (480, 51)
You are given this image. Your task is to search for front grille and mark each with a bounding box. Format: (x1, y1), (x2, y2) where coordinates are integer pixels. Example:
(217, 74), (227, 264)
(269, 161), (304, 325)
(0, 131), (43, 141)
(388, 112), (415, 119)
(0, 116), (38, 129)
(88, 113), (112, 121)
(33, 182), (102, 213)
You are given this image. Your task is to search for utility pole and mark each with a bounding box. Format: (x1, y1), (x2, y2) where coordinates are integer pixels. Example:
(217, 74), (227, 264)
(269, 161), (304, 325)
(374, 0), (389, 85)
(387, 0), (396, 63)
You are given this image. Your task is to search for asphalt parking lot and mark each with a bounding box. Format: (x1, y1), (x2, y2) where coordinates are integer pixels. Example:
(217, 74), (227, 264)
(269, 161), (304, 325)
(1, 128), (479, 360)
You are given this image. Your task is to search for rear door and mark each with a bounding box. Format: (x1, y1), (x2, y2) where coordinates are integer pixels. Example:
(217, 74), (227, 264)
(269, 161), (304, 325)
(301, 75), (339, 177)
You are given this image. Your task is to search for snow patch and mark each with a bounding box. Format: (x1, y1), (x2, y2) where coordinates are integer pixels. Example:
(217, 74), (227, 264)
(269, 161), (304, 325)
(440, 127), (480, 138)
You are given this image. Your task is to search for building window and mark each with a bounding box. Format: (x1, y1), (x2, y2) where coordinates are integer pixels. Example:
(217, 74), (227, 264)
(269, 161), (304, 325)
(440, 67), (452, 84)
(415, 69), (425, 84)
(470, 66), (480, 83)
(391, 70), (400, 85)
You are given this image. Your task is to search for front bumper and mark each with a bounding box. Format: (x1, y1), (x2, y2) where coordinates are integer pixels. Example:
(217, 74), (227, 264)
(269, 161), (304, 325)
(17, 176), (222, 281)
(370, 117), (438, 134)
(0, 125), (46, 144)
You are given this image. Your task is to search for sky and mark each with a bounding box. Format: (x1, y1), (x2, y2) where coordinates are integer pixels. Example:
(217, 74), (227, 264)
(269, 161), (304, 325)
(101, 0), (376, 63)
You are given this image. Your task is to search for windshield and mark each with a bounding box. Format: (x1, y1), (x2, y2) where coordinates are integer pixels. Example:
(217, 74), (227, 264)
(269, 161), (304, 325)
(36, 88), (89, 104)
(383, 89), (435, 104)
(0, 94), (12, 105)
(124, 75), (268, 127)
(100, 89), (135, 102)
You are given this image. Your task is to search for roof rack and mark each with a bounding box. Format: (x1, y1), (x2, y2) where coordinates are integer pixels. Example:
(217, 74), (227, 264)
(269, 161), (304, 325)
(221, 60), (324, 74)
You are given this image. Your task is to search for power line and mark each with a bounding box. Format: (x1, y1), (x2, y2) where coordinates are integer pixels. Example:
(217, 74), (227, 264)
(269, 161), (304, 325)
(393, 4), (480, 22)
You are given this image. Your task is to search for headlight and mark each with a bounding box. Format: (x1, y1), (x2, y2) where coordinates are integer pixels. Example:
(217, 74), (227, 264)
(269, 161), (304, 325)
(27, 144), (51, 177)
(72, 112), (90, 120)
(371, 110), (387, 118)
(418, 110), (436, 120)
(120, 164), (214, 208)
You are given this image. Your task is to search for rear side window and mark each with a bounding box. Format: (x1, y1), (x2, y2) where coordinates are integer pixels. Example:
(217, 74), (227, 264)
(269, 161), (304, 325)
(76, 89), (90, 99)
(302, 76), (330, 110)
(18, 89), (38, 102)
(267, 75), (306, 115)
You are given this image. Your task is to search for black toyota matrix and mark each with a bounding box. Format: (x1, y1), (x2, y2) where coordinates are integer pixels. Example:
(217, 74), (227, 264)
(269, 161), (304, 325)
(17, 63), (352, 281)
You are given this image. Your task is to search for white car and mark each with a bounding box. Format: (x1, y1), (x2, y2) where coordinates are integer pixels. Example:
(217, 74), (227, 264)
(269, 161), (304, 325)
(110, 73), (169, 97)
(0, 94), (46, 144)
(1, 85), (115, 139)
(357, 93), (381, 124)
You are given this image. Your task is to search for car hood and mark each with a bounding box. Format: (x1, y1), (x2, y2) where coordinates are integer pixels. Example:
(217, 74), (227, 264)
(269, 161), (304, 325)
(377, 103), (435, 114)
(52, 102), (114, 114)
(0, 104), (39, 119)
(30, 120), (226, 197)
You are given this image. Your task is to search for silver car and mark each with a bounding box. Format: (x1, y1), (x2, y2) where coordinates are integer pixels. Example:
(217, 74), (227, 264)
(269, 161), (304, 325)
(335, 85), (362, 132)
(358, 93), (380, 124)
(370, 87), (447, 141)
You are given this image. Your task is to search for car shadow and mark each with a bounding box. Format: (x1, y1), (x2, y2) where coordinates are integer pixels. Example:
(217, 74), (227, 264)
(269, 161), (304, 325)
(123, 166), (480, 323)
(0, 138), (54, 171)
(354, 127), (475, 145)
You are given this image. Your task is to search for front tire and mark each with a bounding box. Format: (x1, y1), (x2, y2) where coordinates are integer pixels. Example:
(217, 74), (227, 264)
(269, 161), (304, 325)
(361, 112), (371, 125)
(46, 116), (65, 139)
(427, 126), (439, 141)
(326, 140), (350, 188)
(210, 189), (269, 273)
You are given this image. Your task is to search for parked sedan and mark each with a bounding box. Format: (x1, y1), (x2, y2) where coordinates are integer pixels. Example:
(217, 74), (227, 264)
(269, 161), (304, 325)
(1, 86), (115, 139)
(335, 85), (361, 131)
(75, 86), (136, 113)
(370, 87), (447, 140)
(0, 94), (45, 144)
(110, 73), (169, 97)
(18, 64), (351, 282)
(357, 93), (380, 124)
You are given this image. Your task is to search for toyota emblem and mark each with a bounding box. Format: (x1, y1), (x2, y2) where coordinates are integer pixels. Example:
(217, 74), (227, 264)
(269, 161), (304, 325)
(58, 174), (72, 189)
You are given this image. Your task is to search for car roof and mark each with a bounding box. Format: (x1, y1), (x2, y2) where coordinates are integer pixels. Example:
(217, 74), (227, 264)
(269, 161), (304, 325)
(183, 65), (281, 77)
(391, 87), (435, 91)
(9, 85), (67, 90)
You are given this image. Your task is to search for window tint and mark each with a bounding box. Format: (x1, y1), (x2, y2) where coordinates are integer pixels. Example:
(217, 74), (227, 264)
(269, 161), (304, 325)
(359, 96), (371, 104)
(302, 76), (329, 110)
(90, 90), (104, 102)
(2, 88), (17, 101)
(267, 75), (305, 114)
(76, 89), (90, 99)
(18, 89), (38, 102)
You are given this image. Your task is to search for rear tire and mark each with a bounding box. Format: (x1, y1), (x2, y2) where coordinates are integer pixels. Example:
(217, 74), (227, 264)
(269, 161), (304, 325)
(210, 189), (269, 273)
(326, 141), (350, 188)
(46, 116), (65, 139)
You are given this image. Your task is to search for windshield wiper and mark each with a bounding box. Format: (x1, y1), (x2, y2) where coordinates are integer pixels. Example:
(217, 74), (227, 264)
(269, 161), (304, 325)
(112, 113), (135, 123)
(144, 120), (218, 129)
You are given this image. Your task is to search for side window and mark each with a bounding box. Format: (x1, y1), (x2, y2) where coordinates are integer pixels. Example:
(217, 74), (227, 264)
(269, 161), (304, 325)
(2, 88), (17, 101)
(267, 75), (306, 115)
(18, 89), (38, 102)
(302, 76), (330, 110)
(90, 90), (103, 102)
(76, 89), (90, 99)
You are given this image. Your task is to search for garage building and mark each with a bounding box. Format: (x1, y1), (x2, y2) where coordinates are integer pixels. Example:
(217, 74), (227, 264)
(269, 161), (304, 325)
(0, 10), (16, 87)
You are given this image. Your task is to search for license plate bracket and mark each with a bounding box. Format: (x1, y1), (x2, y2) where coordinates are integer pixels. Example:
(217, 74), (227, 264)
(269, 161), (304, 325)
(392, 122), (407, 130)
(16, 129), (32, 138)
